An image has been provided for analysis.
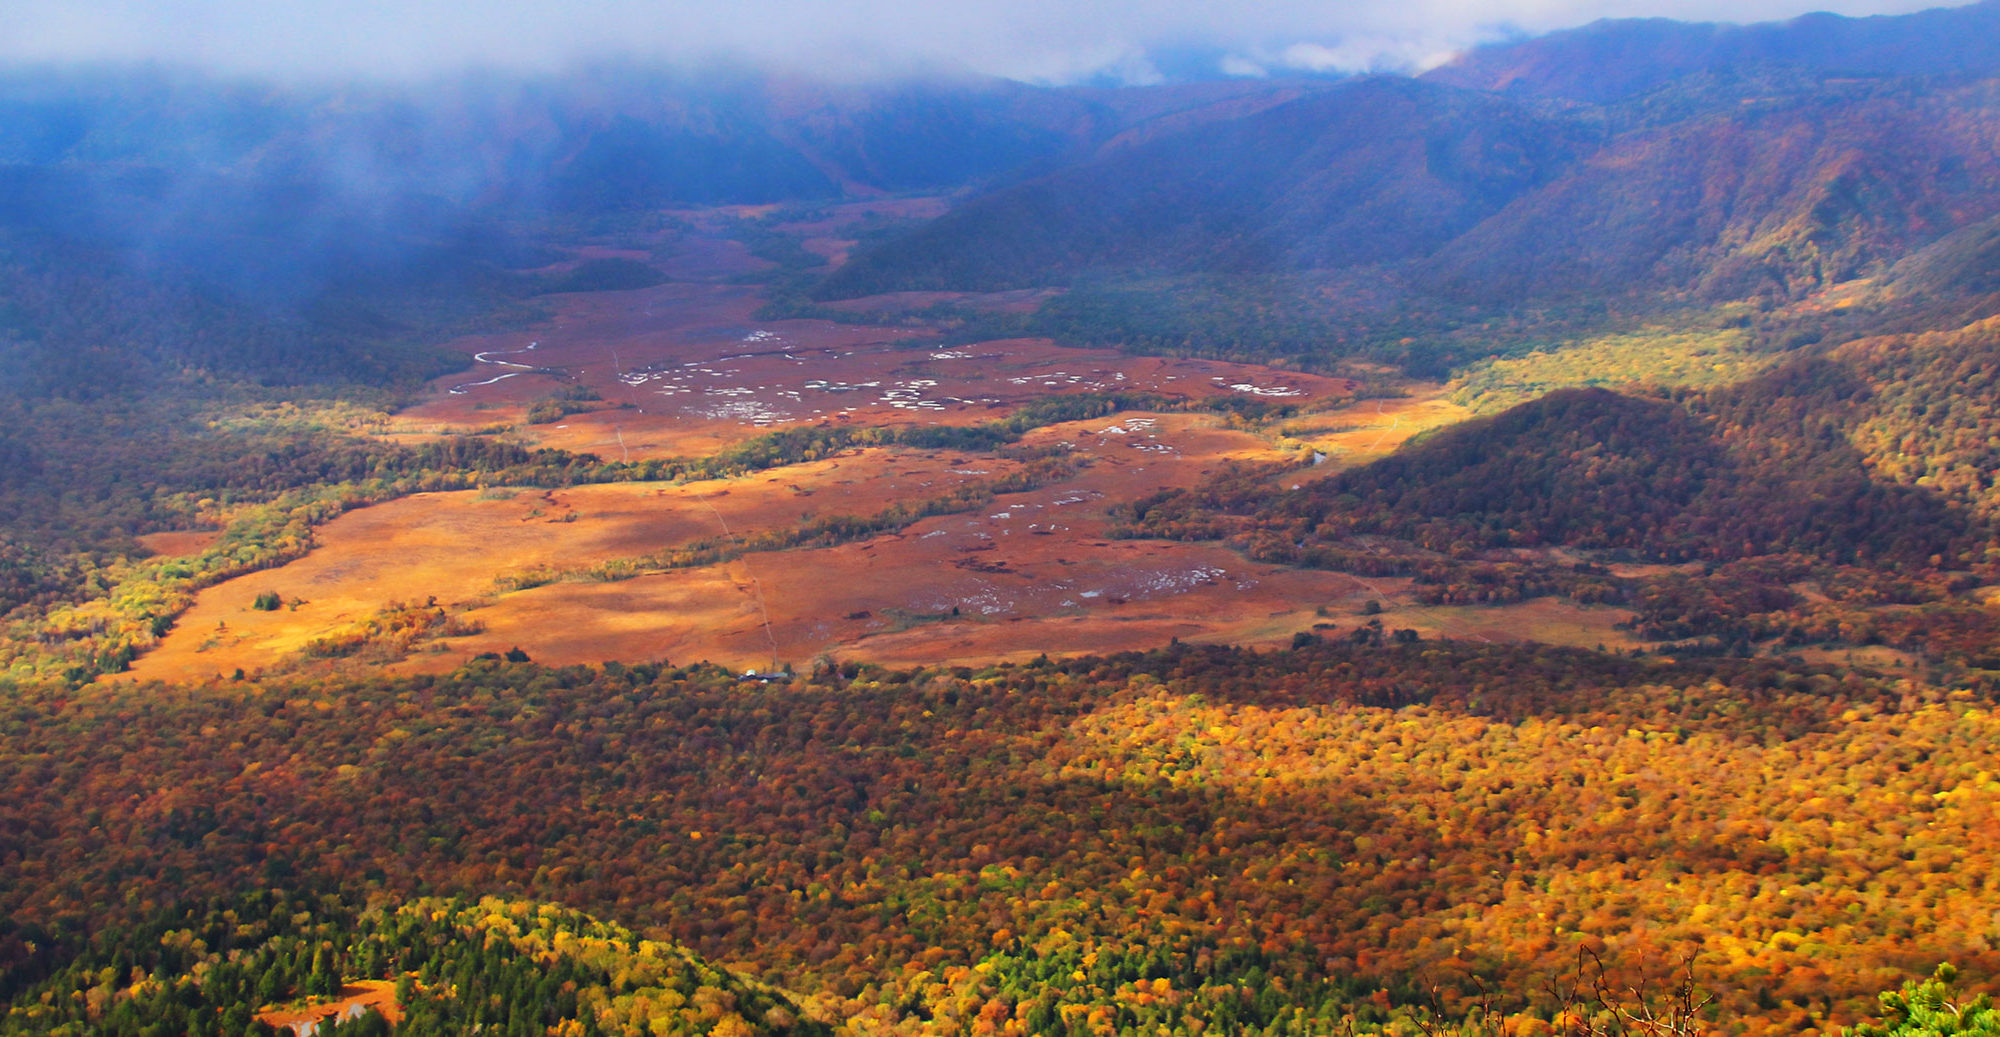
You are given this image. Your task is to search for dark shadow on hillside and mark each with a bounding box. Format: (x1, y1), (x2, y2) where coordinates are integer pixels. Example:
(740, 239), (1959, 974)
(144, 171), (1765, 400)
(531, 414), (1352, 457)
(1269, 382), (1981, 567)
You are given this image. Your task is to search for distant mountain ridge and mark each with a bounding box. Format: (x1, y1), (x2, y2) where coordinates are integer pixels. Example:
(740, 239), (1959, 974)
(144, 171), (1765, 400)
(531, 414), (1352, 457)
(816, 76), (1601, 296)
(0, 66), (1319, 211)
(819, 2), (2000, 314)
(1425, 0), (2000, 102)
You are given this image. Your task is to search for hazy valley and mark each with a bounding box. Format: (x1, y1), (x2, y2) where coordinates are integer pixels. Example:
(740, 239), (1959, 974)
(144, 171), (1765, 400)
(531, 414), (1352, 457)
(8, 4), (2000, 1034)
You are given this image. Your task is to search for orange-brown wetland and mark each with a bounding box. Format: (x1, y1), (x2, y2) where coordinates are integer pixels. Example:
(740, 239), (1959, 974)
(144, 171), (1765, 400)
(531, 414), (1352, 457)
(396, 282), (1355, 460)
(127, 417), (1390, 681)
(255, 982), (401, 1035)
(126, 213), (1582, 680)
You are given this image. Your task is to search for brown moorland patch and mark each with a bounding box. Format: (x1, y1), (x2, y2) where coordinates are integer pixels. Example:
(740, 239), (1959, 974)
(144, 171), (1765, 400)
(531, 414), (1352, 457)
(393, 221), (1354, 459)
(118, 448), (1022, 683)
(136, 529), (223, 558)
(374, 509), (1377, 673)
(122, 405), (1638, 679)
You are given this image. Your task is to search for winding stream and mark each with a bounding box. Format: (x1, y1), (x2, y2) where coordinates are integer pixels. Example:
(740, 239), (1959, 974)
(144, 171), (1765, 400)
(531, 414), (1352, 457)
(448, 340), (541, 395)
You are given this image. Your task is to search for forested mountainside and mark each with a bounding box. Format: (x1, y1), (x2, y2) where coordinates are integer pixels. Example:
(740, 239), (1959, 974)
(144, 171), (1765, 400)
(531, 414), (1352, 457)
(1217, 318), (2000, 566)
(1114, 304), (2000, 660)
(0, 893), (819, 1037)
(1206, 383), (1973, 567)
(816, 77), (1599, 295)
(1422, 77), (2000, 303)
(819, 69), (2000, 309)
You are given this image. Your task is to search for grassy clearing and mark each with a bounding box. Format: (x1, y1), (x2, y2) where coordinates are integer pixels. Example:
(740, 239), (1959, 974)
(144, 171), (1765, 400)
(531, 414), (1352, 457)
(1450, 314), (1772, 413)
(1264, 383), (1472, 474)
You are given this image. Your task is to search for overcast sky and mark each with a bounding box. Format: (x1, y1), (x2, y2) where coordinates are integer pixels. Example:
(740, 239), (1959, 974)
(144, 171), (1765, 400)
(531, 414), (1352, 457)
(2, 0), (1970, 84)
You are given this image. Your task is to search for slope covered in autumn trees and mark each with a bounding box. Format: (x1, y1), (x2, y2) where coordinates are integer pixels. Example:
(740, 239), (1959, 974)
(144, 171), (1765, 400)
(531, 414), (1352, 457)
(1201, 380), (1976, 567)
(1119, 333), (2000, 662)
(2, 648), (1999, 1033)
(0, 893), (820, 1037)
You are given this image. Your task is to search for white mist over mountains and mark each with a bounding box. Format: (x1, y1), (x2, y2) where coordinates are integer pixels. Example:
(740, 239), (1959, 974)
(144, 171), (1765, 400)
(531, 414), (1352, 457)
(4, 0), (1967, 84)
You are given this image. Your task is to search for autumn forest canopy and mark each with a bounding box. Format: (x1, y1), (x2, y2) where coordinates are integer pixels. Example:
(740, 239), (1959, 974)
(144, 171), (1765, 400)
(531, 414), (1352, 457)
(12, 2), (2000, 1034)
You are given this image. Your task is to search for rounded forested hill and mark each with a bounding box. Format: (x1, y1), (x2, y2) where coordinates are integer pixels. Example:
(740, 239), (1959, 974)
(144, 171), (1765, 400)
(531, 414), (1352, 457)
(1261, 383), (1974, 564)
(0, 893), (824, 1037)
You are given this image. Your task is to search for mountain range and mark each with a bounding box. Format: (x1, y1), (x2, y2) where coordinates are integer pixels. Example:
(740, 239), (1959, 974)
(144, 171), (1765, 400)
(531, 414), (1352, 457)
(822, 2), (2000, 312)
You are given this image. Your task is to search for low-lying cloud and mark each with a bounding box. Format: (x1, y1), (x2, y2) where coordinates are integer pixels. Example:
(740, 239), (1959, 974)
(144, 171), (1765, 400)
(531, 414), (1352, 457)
(5, 0), (1965, 83)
